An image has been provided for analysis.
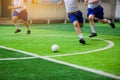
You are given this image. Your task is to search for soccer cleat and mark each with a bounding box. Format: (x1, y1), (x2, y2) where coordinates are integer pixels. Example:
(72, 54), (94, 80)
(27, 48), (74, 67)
(79, 38), (86, 44)
(14, 29), (21, 33)
(109, 22), (115, 29)
(89, 33), (97, 38)
(27, 30), (31, 34)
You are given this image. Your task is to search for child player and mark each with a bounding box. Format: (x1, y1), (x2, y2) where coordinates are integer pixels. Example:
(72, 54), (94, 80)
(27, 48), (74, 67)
(57, 0), (86, 44)
(8, 0), (31, 34)
(84, 0), (115, 37)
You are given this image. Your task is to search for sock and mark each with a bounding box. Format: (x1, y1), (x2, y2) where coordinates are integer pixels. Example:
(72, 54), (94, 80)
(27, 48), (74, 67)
(15, 23), (20, 29)
(90, 26), (96, 33)
(79, 34), (84, 39)
(107, 20), (111, 24)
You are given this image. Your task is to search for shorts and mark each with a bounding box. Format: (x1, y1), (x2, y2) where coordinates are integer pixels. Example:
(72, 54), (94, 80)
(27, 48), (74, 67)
(68, 11), (83, 23)
(13, 9), (28, 21)
(87, 6), (104, 19)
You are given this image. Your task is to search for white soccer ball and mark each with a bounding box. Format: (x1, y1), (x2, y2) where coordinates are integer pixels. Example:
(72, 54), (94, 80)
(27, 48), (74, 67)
(51, 44), (59, 52)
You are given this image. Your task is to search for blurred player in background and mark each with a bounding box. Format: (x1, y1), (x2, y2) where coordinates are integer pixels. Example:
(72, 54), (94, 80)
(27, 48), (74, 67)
(57, 0), (86, 44)
(84, 0), (115, 37)
(8, 0), (31, 34)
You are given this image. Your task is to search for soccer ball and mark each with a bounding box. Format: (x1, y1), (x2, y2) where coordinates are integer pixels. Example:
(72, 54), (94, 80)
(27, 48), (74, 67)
(51, 44), (59, 52)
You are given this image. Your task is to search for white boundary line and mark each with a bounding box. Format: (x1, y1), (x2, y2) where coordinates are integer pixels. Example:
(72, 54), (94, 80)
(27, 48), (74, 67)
(0, 57), (37, 61)
(46, 38), (115, 57)
(0, 46), (120, 80)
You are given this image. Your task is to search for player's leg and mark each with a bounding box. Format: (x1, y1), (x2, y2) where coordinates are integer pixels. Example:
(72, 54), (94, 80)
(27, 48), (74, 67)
(12, 11), (21, 33)
(68, 12), (86, 44)
(76, 11), (86, 44)
(96, 6), (115, 29)
(20, 10), (31, 34)
(88, 14), (97, 37)
(23, 21), (31, 34)
(73, 20), (86, 44)
(100, 19), (115, 28)
(87, 7), (97, 38)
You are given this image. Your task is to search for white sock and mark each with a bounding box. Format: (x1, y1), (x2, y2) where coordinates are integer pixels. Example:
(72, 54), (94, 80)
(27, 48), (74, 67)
(15, 23), (20, 29)
(107, 20), (111, 24)
(90, 26), (96, 33)
(79, 34), (84, 39)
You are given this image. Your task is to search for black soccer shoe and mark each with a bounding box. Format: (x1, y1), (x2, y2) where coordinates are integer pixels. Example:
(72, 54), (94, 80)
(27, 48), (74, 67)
(89, 33), (97, 38)
(109, 22), (115, 29)
(27, 30), (31, 34)
(14, 29), (21, 33)
(79, 38), (86, 44)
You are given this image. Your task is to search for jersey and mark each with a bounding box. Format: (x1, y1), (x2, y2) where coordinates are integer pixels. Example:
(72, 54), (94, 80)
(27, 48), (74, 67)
(88, 0), (101, 9)
(14, 0), (26, 13)
(64, 0), (80, 13)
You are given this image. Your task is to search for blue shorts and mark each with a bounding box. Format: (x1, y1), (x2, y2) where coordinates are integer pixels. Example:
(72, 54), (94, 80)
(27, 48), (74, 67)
(87, 6), (104, 19)
(13, 9), (28, 21)
(68, 11), (83, 23)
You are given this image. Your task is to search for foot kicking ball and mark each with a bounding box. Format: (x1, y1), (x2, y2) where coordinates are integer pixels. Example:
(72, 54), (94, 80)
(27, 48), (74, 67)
(51, 44), (59, 52)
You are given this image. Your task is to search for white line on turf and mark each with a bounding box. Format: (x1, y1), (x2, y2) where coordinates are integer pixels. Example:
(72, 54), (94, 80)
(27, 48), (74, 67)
(46, 37), (115, 57)
(0, 46), (120, 80)
(0, 57), (37, 61)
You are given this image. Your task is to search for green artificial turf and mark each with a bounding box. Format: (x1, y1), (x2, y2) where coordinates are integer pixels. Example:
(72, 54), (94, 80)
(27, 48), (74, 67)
(0, 49), (116, 80)
(0, 22), (120, 79)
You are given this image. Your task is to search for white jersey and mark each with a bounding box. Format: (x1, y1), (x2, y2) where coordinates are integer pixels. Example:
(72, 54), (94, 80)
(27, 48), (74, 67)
(14, 0), (26, 13)
(64, 0), (80, 13)
(88, 0), (100, 9)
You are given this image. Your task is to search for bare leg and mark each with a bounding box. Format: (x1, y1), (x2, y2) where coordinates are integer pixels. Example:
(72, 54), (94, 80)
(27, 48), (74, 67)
(100, 19), (115, 28)
(13, 16), (20, 29)
(88, 14), (97, 37)
(88, 14), (96, 33)
(73, 20), (86, 44)
(24, 21), (31, 34)
(73, 21), (82, 35)
(12, 16), (21, 33)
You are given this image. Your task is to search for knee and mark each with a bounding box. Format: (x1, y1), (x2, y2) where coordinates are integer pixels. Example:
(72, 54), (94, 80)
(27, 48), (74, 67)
(12, 17), (17, 23)
(88, 17), (94, 21)
(88, 15), (94, 21)
(73, 21), (79, 27)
